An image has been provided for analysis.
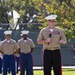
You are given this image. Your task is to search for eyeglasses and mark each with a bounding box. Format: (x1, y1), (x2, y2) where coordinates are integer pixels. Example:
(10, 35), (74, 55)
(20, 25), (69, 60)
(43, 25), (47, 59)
(48, 20), (56, 22)
(6, 35), (11, 36)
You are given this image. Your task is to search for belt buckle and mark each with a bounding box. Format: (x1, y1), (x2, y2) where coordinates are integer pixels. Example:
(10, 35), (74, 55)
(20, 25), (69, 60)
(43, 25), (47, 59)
(50, 48), (56, 50)
(47, 47), (59, 50)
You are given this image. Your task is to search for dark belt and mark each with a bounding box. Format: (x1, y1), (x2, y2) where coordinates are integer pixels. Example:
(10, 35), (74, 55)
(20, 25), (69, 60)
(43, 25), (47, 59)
(4, 54), (14, 56)
(21, 53), (30, 55)
(46, 47), (60, 50)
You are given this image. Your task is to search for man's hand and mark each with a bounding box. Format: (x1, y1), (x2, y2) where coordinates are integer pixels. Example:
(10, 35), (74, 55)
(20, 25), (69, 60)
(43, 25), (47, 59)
(0, 50), (4, 58)
(31, 48), (34, 53)
(46, 38), (51, 43)
(37, 38), (51, 44)
(14, 49), (20, 54)
(59, 39), (67, 44)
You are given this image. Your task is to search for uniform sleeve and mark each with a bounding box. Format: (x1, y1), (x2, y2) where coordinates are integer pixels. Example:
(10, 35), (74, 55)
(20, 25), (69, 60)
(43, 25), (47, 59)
(37, 30), (44, 42)
(0, 42), (3, 50)
(60, 30), (67, 41)
(14, 41), (19, 50)
(30, 40), (35, 48)
(17, 41), (20, 48)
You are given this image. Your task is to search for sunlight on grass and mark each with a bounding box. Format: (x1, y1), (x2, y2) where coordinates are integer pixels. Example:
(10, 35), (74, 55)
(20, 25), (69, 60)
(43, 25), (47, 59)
(0, 69), (75, 75)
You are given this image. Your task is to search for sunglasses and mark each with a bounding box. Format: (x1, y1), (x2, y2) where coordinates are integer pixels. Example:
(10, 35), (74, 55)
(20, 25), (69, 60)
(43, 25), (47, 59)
(6, 34), (11, 36)
(48, 20), (56, 22)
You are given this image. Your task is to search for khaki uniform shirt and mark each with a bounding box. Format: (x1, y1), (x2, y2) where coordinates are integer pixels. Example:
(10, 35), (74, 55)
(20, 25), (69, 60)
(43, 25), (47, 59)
(37, 27), (67, 50)
(0, 39), (19, 55)
(18, 38), (35, 54)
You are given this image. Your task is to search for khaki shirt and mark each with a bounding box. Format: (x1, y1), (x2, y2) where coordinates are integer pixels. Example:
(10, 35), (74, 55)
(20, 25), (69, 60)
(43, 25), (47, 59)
(18, 38), (35, 54)
(0, 39), (19, 55)
(37, 27), (67, 50)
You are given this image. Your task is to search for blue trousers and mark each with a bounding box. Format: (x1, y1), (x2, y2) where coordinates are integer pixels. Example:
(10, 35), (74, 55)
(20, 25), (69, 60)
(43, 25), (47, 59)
(3, 55), (16, 75)
(15, 56), (19, 73)
(0, 58), (2, 74)
(7, 64), (11, 73)
(19, 53), (33, 75)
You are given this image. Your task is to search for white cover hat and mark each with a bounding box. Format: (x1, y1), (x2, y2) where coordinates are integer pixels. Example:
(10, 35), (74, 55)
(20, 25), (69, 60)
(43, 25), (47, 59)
(4, 30), (12, 35)
(45, 14), (57, 20)
(21, 30), (29, 36)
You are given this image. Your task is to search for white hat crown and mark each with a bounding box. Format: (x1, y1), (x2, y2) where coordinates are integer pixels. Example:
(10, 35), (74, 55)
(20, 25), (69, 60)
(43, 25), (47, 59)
(45, 14), (57, 20)
(21, 30), (29, 36)
(4, 30), (12, 35)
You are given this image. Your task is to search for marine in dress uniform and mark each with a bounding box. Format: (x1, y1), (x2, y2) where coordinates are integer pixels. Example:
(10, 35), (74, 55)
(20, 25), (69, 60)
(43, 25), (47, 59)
(18, 30), (35, 75)
(37, 15), (67, 75)
(0, 30), (19, 75)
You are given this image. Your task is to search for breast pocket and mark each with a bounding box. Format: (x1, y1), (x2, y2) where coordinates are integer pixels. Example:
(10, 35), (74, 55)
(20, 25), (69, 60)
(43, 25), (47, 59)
(53, 34), (60, 41)
(9, 43), (14, 48)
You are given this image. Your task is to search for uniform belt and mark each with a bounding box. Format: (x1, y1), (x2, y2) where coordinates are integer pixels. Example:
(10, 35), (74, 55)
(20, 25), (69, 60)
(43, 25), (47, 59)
(4, 54), (13, 55)
(21, 53), (30, 54)
(46, 47), (59, 50)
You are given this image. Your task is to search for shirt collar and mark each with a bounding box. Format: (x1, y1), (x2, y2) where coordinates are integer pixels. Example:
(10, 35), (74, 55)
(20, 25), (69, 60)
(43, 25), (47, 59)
(46, 27), (58, 33)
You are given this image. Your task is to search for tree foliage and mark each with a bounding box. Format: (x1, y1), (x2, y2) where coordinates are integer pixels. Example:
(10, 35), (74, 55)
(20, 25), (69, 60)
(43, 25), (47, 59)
(0, 0), (75, 40)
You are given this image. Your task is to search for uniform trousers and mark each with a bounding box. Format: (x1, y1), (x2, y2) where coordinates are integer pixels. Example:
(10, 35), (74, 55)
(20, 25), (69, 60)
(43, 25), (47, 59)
(7, 63), (11, 73)
(43, 49), (62, 75)
(0, 58), (2, 74)
(3, 54), (16, 75)
(19, 53), (33, 75)
(15, 56), (19, 73)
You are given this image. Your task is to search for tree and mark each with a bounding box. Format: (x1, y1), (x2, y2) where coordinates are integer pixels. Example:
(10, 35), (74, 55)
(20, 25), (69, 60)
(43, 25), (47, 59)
(0, 0), (75, 40)
(38, 0), (75, 41)
(0, 0), (9, 23)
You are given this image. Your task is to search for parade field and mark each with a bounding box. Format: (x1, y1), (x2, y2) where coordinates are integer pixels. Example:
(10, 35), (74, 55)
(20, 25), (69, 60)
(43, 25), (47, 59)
(34, 69), (75, 75)
(0, 68), (75, 75)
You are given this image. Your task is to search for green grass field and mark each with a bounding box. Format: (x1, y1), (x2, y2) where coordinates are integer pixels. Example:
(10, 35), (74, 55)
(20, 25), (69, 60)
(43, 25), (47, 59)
(32, 69), (75, 75)
(0, 68), (75, 75)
